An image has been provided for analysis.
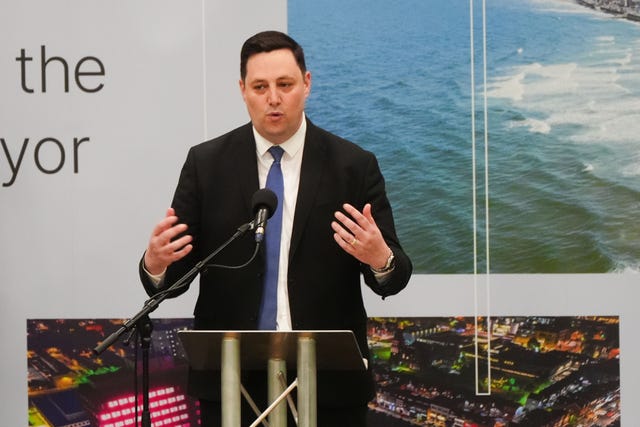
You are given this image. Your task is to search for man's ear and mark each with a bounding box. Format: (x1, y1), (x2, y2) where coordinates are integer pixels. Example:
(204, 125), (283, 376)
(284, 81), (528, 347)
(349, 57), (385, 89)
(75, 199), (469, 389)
(239, 79), (247, 101)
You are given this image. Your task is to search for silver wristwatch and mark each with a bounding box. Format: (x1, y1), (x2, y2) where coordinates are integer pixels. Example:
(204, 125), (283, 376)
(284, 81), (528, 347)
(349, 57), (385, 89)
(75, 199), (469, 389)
(372, 250), (395, 274)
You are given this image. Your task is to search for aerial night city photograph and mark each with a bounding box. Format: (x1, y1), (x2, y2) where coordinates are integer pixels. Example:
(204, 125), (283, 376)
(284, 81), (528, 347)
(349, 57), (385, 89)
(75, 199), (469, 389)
(27, 316), (620, 426)
(367, 316), (620, 426)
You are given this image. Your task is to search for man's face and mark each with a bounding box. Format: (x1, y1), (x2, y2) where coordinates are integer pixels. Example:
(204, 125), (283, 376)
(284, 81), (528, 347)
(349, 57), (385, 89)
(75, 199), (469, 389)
(239, 48), (311, 144)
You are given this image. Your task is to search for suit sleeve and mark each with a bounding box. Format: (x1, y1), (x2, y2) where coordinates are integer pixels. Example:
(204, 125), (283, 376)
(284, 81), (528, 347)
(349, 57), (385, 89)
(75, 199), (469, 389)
(358, 153), (412, 297)
(138, 146), (202, 299)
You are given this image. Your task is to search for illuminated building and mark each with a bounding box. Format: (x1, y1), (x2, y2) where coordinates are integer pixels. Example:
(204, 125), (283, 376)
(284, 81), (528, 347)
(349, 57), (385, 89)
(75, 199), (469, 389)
(29, 389), (91, 427)
(77, 373), (199, 427)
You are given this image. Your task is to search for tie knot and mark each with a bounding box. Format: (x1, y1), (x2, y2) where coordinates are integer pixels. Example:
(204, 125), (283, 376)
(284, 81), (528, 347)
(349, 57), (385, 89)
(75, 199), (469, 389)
(268, 146), (284, 163)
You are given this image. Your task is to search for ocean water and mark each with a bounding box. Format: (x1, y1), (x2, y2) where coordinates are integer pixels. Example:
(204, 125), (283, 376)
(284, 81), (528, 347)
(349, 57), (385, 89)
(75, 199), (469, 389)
(289, 0), (640, 274)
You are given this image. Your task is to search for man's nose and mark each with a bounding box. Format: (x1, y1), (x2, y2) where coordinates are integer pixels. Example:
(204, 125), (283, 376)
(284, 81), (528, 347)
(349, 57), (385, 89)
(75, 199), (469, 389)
(267, 87), (281, 104)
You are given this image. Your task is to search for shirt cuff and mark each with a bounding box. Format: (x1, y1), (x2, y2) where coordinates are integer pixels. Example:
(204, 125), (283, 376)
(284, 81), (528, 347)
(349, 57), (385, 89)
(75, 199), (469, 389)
(143, 264), (166, 287)
(371, 266), (394, 283)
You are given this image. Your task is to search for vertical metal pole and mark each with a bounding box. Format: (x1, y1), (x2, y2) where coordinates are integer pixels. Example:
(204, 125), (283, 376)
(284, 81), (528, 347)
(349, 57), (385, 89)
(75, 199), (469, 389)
(222, 336), (241, 427)
(139, 316), (154, 427)
(297, 337), (316, 427)
(268, 358), (287, 427)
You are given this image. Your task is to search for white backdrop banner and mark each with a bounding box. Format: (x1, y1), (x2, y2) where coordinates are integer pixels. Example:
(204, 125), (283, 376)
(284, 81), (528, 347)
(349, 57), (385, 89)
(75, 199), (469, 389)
(1, 1), (286, 425)
(2, 1), (638, 426)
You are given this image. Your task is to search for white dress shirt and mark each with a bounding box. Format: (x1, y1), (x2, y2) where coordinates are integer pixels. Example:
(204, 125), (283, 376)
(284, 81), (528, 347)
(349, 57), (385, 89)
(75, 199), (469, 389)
(253, 116), (306, 331)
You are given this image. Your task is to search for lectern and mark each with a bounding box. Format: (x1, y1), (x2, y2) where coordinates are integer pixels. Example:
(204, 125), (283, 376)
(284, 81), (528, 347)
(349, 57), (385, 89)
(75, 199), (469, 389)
(178, 330), (366, 427)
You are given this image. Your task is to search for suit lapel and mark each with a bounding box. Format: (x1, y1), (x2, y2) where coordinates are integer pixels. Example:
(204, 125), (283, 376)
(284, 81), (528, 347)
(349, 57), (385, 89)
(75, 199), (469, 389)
(233, 123), (260, 217)
(289, 121), (327, 259)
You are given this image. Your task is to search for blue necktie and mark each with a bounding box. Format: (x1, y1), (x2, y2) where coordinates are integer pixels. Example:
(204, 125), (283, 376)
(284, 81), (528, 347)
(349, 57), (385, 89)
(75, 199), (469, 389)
(258, 146), (284, 330)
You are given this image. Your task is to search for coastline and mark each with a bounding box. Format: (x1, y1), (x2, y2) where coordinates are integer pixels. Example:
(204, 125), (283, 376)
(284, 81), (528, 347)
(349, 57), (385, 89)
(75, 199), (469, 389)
(574, 0), (640, 22)
(291, 0), (640, 273)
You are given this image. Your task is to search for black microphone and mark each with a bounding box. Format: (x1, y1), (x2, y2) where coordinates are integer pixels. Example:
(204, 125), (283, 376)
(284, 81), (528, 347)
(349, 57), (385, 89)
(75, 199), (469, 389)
(251, 188), (278, 243)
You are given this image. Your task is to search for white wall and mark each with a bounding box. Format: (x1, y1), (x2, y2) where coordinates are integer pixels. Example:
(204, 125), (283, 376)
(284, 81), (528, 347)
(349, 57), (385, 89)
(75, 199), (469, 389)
(0, 2), (286, 425)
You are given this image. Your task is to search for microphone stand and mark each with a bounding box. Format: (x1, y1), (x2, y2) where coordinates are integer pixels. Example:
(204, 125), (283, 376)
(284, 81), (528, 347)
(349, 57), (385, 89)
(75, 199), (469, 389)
(93, 221), (254, 427)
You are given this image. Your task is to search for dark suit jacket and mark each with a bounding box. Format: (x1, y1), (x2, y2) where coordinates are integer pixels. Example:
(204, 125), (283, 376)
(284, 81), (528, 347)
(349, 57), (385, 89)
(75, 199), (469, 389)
(140, 118), (412, 406)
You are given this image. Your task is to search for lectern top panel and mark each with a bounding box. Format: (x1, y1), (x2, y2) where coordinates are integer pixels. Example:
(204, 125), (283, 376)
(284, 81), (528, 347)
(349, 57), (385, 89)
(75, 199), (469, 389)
(178, 330), (366, 371)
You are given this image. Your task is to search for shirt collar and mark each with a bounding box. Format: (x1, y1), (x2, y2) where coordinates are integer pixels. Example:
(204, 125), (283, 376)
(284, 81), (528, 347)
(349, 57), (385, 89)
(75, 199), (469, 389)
(253, 114), (306, 159)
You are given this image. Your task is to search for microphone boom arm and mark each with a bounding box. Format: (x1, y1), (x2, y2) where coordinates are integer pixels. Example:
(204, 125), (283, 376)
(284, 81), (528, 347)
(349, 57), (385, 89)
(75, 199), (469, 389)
(93, 221), (253, 355)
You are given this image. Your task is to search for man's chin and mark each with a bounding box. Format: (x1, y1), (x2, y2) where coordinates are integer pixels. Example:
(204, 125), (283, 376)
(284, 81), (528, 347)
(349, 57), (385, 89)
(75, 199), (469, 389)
(260, 127), (291, 144)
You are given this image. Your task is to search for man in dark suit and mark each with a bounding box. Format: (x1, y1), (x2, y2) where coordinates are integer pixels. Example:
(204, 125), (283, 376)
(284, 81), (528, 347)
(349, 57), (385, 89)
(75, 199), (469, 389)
(140, 30), (412, 426)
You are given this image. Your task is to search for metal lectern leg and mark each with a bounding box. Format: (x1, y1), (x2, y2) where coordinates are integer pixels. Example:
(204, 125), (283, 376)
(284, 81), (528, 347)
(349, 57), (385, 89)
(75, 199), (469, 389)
(222, 337), (241, 427)
(268, 358), (287, 427)
(297, 337), (317, 427)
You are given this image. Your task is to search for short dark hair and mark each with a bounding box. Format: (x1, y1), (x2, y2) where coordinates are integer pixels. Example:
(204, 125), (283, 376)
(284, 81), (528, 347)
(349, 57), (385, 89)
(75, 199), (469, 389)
(240, 30), (307, 81)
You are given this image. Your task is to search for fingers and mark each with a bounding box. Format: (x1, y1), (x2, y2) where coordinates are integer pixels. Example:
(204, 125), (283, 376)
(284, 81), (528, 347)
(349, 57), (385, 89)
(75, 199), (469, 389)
(153, 217), (187, 242)
(332, 207), (357, 250)
(333, 203), (371, 234)
(362, 203), (376, 224)
(331, 203), (374, 251)
(145, 209), (193, 275)
(332, 203), (390, 268)
(152, 209), (178, 236)
(332, 229), (358, 254)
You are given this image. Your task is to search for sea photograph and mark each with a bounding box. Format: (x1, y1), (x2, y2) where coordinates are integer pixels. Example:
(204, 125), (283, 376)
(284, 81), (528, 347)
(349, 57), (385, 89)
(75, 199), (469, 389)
(289, 0), (640, 274)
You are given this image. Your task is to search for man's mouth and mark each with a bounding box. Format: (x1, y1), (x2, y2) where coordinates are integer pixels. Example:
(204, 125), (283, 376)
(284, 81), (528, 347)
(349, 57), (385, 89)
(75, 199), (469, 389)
(266, 113), (284, 124)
